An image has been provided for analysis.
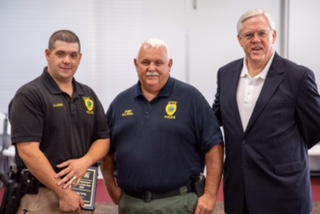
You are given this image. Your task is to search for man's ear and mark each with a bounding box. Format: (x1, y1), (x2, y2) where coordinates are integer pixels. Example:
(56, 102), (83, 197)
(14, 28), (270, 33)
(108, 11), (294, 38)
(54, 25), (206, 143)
(45, 49), (51, 61)
(237, 35), (243, 47)
(272, 30), (277, 44)
(168, 59), (173, 69)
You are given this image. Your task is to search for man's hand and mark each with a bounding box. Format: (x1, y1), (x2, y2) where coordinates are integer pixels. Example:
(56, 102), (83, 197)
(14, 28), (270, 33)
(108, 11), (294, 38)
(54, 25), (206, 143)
(59, 189), (85, 213)
(194, 193), (217, 214)
(55, 157), (91, 189)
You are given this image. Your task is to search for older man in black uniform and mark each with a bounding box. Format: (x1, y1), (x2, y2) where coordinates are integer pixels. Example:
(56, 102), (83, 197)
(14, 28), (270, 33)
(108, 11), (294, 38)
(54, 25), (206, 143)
(101, 38), (224, 214)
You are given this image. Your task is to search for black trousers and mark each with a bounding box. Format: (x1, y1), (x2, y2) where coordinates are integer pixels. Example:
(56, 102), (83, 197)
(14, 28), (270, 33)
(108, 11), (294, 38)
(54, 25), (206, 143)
(243, 201), (249, 214)
(242, 196), (249, 214)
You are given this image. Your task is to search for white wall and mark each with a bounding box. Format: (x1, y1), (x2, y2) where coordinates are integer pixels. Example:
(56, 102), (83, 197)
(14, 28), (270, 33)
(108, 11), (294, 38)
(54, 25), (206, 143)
(188, 0), (282, 103)
(0, 0), (187, 112)
(288, 0), (320, 78)
(0, 1), (92, 111)
(0, 0), (319, 112)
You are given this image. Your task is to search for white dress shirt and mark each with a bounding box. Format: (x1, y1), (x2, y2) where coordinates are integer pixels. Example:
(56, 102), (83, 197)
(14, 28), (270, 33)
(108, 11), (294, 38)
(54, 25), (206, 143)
(236, 52), (275, 130)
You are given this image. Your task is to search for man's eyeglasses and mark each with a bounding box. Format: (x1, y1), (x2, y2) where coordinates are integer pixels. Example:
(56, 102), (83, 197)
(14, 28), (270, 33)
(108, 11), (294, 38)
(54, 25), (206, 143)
(240, 30), (272, 40)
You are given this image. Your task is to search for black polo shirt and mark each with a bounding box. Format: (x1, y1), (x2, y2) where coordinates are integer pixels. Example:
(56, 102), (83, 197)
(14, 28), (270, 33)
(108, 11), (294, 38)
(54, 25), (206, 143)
(106, 77), (222, 193)
(9, 67), (109, 172)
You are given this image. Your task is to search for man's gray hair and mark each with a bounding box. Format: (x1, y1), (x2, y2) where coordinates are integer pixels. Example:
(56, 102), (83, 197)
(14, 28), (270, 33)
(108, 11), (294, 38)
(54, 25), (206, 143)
(237, 9), (276, 35)
(137, 38), (170, 60)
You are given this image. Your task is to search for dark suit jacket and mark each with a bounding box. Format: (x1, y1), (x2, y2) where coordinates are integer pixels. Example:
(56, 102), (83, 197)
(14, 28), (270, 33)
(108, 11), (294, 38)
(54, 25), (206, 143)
(213, 52), (320, 214)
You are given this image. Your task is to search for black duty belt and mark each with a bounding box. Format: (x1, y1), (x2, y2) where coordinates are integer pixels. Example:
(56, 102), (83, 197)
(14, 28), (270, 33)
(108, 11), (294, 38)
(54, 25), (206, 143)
(125, 184), (193, 202)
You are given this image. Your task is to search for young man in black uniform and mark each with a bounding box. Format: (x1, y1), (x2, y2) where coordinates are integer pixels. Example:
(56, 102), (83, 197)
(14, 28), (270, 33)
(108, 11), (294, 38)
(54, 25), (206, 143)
(8, 29), (110, 213)
(101, 38), (224, 214)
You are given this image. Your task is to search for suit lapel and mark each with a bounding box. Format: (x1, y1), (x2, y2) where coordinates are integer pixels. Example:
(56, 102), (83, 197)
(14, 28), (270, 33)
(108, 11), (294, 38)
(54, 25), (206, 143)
(245, 53), (284, 133)
(229, 61), (245, 132)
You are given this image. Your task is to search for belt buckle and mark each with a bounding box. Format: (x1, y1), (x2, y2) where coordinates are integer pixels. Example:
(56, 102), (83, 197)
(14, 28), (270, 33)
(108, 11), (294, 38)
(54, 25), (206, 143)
(143, 190), (152, 202)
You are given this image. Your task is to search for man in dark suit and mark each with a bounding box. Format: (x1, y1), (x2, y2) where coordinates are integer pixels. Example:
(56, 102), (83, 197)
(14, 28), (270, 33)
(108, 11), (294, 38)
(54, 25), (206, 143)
(213, 9), (320, 214)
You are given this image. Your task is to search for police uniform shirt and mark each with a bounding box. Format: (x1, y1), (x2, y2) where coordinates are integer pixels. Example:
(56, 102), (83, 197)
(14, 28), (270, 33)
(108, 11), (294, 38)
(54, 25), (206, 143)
(107, 77), (223, 194)
(9, 67), (109, 172)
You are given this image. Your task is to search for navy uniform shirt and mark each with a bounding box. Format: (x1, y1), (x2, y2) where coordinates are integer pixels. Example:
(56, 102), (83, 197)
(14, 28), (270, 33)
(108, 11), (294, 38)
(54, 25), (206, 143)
(107, 77), (223, 194)
(9, 67), (109, 172)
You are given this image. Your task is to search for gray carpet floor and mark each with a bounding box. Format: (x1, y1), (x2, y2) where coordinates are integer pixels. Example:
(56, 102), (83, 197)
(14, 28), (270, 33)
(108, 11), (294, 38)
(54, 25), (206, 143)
(94, 202), (320, 214)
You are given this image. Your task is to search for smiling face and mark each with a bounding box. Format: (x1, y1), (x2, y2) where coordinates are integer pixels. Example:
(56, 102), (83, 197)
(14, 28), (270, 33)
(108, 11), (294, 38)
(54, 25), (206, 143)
(134, 46), (172, 98)
(238, 15), (277, 68)
(45, 40), (82, 84)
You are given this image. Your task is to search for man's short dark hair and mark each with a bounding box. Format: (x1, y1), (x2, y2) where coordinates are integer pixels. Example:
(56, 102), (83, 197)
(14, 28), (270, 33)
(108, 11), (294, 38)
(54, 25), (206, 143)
(48, 29), (81, 51)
